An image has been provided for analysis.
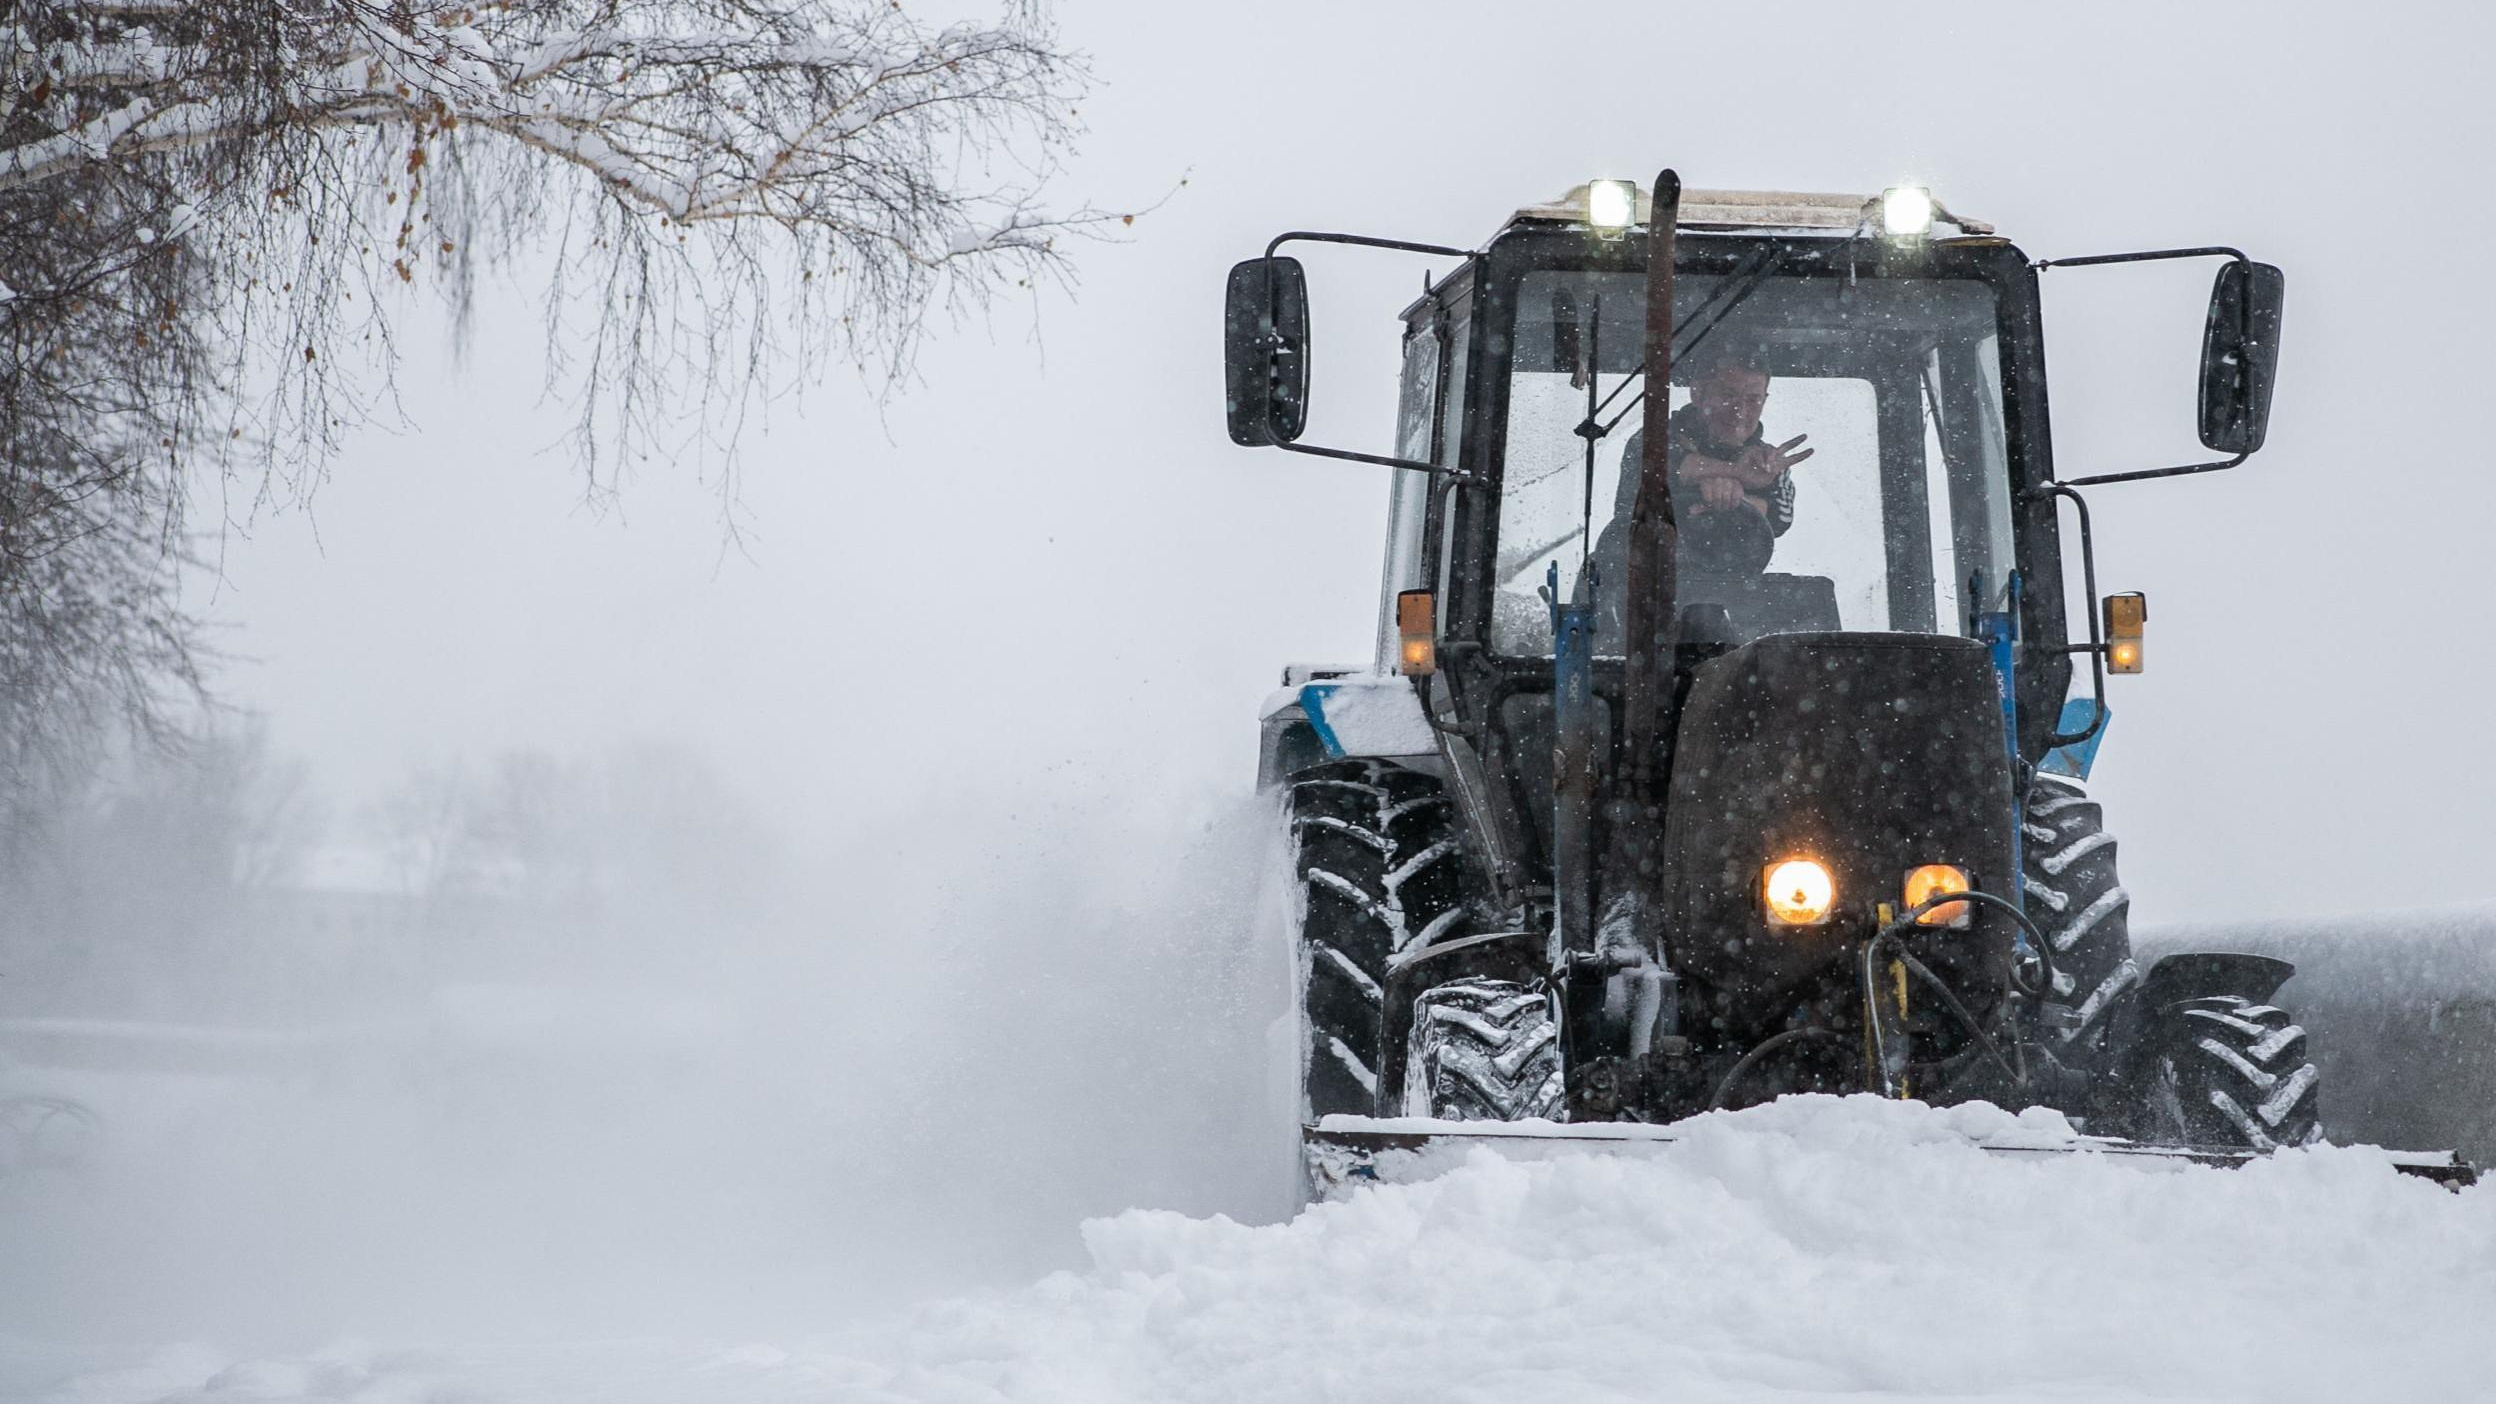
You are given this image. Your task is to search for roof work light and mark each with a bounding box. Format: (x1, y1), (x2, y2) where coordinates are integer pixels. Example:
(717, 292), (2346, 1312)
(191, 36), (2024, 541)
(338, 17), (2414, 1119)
(1586, 179), (1638, 234)
(1880, 185), (1936, 240)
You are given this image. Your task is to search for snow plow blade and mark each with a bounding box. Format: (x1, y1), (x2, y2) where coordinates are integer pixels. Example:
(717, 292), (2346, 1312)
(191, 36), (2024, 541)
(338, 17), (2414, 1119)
(1303, 1115), (2477, 1201)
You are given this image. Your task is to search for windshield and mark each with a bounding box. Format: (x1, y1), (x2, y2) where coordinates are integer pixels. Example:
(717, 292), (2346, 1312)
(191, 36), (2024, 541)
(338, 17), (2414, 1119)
(1491, 264), (2015, 655)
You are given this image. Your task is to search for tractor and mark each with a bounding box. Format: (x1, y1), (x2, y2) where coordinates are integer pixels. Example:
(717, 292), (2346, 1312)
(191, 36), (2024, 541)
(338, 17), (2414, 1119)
(1224, 173), (2465, 1191)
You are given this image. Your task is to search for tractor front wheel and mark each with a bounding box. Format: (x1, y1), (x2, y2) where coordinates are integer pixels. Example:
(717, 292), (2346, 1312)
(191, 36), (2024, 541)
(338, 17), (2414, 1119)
(2119, 995), (2324, 1150)
(1402, 977), (1565, 1121)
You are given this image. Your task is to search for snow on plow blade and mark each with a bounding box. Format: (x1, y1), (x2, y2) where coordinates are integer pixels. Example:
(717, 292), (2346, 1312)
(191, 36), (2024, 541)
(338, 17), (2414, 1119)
(1303, 1114), (2477, 1201)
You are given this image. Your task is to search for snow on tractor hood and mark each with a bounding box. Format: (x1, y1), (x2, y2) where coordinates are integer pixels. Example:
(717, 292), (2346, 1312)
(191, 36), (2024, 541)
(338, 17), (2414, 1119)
(1260, 673), (1437, 760)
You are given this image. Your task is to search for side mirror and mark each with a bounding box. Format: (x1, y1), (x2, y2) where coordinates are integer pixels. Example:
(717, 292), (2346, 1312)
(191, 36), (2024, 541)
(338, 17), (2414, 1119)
(1224, 256), (1309, 446)
(2198, 260), (2285, 455)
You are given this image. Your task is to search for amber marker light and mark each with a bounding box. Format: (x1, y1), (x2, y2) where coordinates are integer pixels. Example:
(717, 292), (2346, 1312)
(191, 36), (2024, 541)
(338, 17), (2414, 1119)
(2105, 592), (2147, 674)
(1905, 864), (1973, 929)
(1396, 589), (1436, 676)
(1763, 859), (1836, 927)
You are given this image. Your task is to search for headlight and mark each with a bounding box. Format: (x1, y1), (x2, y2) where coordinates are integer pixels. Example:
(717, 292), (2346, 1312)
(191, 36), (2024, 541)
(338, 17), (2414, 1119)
(1904, 864), (1972, 928)
(1762, 859), (1836, 927)
(1586, 178), (1638, 234)
(1880, 185), (1935, 240)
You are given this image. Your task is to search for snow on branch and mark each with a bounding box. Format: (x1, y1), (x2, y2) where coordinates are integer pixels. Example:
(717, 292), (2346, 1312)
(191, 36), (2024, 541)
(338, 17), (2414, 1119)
(0, 0), (1106, 798)
(3, 3), (1093, 267)
(0, 0), (1104, 486)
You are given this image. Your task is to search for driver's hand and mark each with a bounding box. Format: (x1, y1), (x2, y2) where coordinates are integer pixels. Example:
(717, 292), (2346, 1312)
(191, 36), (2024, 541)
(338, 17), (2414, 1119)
(1737, 435), (1814, 487)
(1698, 476), (1746, 511)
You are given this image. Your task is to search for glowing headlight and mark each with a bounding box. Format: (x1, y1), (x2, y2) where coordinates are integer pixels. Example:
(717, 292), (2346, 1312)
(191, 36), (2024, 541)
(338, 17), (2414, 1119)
(1586, 179), (1638, 234)
(1904, 864), (1972, 928)
(1762, 859), (1836, 927)
(1880, 185), (1936, 240)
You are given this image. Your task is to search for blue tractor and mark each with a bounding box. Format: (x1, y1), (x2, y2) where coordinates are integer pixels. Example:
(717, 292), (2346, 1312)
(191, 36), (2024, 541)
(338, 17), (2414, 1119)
(1227, 174), (2466, 1188)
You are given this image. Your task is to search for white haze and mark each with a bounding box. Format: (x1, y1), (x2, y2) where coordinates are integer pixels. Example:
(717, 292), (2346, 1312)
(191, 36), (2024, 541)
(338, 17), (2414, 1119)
(6, 0), (2494, 1380)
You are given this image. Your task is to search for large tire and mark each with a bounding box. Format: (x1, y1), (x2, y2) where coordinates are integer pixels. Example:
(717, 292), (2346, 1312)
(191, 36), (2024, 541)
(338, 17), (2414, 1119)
(2022, 773), (2139, 1057)
(1287, 760), (1472, 1119)
(2127, 995), (2323, 1150)
(1403, 978), (1564, 1121)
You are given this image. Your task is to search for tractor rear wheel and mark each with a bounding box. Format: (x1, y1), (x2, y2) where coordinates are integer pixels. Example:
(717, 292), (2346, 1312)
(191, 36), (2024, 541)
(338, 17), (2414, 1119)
(1403, 978), (1565, 1121)
(2131, 995), (2324, 1150)
(2023, 774), (2138, 1056)
(1286, 760), (1472, 1119)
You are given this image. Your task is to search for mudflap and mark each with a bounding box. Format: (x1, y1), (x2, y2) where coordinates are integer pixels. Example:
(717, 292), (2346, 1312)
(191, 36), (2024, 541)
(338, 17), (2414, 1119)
(1301, 1115), (2477, 1203)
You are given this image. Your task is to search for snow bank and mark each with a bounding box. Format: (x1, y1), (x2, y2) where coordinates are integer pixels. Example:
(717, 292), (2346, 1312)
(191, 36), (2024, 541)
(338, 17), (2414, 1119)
(18, 1095), (2491, 1404)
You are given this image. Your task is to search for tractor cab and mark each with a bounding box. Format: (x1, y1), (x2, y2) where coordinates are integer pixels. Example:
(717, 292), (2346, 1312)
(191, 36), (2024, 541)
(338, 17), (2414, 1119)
(1397, 189), (2065, 926)
(1475, 198), (2020, 655)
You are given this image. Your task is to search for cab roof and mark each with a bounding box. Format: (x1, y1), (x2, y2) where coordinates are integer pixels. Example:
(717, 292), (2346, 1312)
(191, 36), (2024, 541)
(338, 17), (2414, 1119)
(1510, 182), (1996, 237)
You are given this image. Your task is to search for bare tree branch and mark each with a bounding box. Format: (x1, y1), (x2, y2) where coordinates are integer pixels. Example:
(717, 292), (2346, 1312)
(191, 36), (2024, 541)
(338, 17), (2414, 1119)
(0, 0), (1106, 845)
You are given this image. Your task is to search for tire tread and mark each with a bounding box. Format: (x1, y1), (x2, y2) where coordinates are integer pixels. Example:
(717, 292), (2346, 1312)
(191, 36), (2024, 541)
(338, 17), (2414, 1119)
(1288, 760), (1473, 1118)
(1404, 977), (1564, 1121)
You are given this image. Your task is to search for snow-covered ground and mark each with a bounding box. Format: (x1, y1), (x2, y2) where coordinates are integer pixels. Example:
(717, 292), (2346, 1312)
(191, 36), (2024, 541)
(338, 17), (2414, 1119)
(8, 1094), (2491, 1403)
(7, 787), (2491, 1403)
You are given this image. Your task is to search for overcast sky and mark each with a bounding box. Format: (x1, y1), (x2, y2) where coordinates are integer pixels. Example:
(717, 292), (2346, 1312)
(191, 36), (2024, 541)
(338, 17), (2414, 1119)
(196, 0), (2495, 927)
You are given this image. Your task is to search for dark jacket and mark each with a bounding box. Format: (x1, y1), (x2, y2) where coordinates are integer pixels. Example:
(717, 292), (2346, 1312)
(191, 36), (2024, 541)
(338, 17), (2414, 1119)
(1600, 407), (1791, 585)
(1614, 405), (1795, 537)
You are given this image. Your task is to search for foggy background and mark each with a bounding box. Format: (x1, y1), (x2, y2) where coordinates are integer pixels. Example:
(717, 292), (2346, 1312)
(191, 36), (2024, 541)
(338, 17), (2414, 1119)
(5, 0), (2492, 1380)
(202, 0), (2496, 922)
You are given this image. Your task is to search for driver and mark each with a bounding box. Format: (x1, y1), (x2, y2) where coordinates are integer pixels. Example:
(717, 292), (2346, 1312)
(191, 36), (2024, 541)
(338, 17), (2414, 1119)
(1673, 354), (1812, 556)
(1621, 351), (1813, 576)
(1589, 352), (1813, 643)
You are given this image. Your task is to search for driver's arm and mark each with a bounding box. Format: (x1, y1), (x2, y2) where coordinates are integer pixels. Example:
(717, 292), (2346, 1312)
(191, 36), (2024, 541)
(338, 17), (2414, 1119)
(1673, 449), (1744, 486)
(1759, 472), (1795, 535)
(1673, 449), (1773, 518)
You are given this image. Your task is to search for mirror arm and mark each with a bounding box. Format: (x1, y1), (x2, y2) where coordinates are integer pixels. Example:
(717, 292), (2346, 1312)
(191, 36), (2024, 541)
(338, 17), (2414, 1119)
(1250, 231), (1479, 479)
(1263, 230), (1473, 262)
(2034, 245), (2267, 487)
(2034, 245), (2248, 271)
(2056, 450), (2249, 489)
(2031, 481), (2109, 748)
(1277, 439), (1479, 484)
